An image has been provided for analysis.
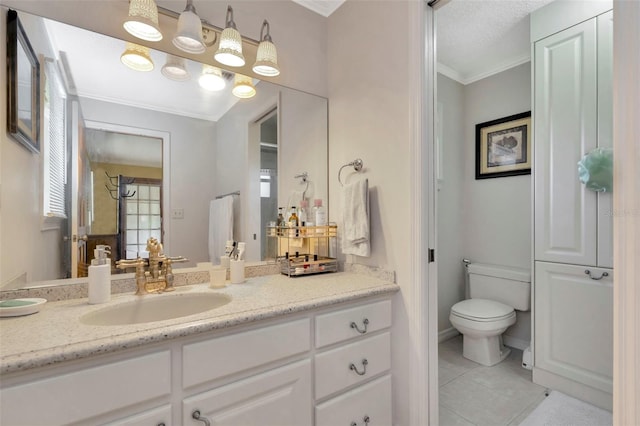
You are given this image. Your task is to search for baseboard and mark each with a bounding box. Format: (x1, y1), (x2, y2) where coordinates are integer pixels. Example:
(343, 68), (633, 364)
(438, 327), (460, 343)
(532, 367), (613, 411)
(503, 335), (529, 351)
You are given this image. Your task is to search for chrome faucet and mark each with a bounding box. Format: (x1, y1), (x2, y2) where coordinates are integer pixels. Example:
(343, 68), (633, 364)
(116, 237), (187, 295)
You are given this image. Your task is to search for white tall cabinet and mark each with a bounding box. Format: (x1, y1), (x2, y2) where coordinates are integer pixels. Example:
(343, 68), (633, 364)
(531, 1), (613, 411)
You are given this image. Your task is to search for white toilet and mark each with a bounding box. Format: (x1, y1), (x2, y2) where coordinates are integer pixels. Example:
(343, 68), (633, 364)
(449, 262), (530, 366)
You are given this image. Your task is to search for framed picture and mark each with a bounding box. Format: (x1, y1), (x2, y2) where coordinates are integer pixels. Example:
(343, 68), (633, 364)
(7, 9), (41, 153)
(475, 111), (531, 179)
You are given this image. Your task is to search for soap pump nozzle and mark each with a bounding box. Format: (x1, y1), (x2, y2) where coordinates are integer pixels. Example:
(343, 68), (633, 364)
(93, 245), (111, 266)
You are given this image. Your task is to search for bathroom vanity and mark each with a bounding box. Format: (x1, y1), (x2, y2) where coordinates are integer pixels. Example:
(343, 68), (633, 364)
(0, 272), (397, 426)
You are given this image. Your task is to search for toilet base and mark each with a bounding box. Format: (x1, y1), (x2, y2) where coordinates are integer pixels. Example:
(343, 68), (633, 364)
(462, 334), (511, 366)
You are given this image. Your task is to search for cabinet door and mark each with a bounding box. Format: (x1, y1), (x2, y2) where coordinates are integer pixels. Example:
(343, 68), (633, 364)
(316, 375), (392, 426)
(182, 360), (312, 426)
(534, 261), (612, 394)
(596, 10), (614, 268)
(534, 19), (598, 266)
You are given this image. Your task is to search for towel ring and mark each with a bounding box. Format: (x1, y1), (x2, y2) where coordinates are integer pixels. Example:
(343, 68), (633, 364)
(338, 159), (364, 186)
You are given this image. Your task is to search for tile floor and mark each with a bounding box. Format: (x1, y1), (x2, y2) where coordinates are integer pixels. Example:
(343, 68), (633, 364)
(439, 336), (548, 426)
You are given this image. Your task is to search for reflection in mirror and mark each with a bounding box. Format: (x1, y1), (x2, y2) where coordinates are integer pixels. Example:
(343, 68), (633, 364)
(0, 8), (328, 291)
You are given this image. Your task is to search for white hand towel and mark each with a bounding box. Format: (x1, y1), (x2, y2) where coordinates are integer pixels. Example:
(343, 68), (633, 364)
(342, 179), (370, 257)
(209, 196), (234, 264)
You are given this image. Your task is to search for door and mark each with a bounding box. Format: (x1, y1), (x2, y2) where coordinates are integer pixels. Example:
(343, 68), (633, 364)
(69, 100), (88, 277)
(534, 19), (598, 265)
(118, 177), (163, 260)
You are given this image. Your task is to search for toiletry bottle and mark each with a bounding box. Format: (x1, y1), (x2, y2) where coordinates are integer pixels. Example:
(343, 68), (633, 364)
(288, 206), (299, 237)
(313, 199), (327, 234)
(299, 200), (309, 235)
(88, 245), (111, 304)
(276, 207), (285, 235)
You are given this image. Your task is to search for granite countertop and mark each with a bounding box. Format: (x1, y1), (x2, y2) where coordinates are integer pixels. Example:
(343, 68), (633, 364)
(0, 272), (398, 375)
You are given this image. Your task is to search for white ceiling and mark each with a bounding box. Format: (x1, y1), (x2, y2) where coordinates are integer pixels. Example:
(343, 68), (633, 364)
(436, 0), (555, 85)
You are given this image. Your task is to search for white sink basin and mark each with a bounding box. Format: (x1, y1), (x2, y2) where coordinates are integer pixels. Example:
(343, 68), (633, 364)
(80, 292), (232, 326)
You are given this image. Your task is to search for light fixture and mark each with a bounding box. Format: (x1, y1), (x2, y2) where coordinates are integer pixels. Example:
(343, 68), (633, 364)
(173, 0), (206, 54)
(120, 42), (154, 72)
(161, 54), (190, 81)
(232, 73), (256, 98)
(214, 6), (245, 67)
(253, 20), (280, 77)
(198, 64), (226, 91)
(123, 0), (163, 42)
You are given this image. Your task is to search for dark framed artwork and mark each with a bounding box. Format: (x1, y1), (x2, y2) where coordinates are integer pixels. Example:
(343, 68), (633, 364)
(475, 111), (531, 179)
(7, 9), (41, 153)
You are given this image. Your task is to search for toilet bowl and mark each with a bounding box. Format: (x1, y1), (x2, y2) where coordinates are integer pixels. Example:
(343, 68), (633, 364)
(450, 299), (516, 366)
(449, 263), (530, 367)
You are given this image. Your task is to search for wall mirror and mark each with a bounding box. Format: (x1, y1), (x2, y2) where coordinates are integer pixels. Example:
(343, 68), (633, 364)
(0, 7), (328, 291)
(6, 9), (40, 152)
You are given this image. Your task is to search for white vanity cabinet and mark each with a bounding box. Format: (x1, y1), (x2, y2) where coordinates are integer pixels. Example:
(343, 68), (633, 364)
(531, 1), (613, 410)
(0, 293), (394, 426)
(314, 299), (392, 425)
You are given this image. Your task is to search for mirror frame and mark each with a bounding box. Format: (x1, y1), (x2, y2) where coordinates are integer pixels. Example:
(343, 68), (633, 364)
(6, 9), (40, 153)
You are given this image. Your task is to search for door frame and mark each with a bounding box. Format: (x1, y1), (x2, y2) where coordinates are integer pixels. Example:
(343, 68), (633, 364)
(83, 120), (171, 254)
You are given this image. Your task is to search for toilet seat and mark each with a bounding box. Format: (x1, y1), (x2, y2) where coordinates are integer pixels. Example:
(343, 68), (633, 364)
(451, 299), (515, 322)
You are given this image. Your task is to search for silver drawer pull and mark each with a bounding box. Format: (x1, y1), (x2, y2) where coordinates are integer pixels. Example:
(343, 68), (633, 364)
(585, 269), (609, 280)
(351, 415), (371, 426)
(192, 410), (211, 426)
(349, 358), (368, 375)
(350, 318), (369, 334)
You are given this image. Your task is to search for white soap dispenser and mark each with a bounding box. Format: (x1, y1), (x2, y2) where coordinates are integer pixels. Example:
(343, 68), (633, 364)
(88, 245), (111, 304)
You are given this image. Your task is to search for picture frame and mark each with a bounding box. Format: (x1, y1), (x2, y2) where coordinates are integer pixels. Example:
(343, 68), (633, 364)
(7, 9), (41, 153)
(475, 111), (531, 179)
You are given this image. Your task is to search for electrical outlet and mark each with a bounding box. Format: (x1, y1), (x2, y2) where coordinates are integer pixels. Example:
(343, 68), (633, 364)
(171, 208), (184, 219)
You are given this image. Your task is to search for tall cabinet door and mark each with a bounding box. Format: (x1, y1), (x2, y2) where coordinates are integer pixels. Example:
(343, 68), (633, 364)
(596, 10), (614, 268)
(534, 261), (613, 394)
(534, 19), (598, 265)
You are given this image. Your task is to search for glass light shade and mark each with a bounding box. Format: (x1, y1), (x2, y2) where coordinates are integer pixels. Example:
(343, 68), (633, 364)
(214, 27), (245, 67)
(120, 42), (154, 72)
(232, 73), (256, 99)
(161, 54), (190, 81)
(123, 0), (163, 42)
(253, 40), (280, 77)
(198, 65), (226, 91)
(173, 9), (206, 54)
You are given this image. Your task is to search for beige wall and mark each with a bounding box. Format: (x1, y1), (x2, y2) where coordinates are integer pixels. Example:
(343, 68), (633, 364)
(328, 1), (414, 423)
(91, 163), (162, 235)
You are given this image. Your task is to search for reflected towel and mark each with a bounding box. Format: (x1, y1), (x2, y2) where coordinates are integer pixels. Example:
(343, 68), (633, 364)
(209, 196), (234, 264)
(342, 179), (370, 257)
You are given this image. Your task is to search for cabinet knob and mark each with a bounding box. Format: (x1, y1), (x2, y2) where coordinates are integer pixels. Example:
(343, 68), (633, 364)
(351, 415), (371, 426)
(192, 410), (211, 426)
(584, 269), (609, 280)
(350, 318), (370, 334)
(349, 358), (369, 376)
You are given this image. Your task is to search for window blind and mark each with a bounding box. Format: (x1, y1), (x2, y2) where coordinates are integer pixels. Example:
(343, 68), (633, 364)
(44, 59), (67, 218)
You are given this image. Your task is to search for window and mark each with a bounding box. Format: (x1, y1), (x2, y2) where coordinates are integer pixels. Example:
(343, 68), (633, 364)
(42, 59), (67, 219)
(121, 180), (162, 259)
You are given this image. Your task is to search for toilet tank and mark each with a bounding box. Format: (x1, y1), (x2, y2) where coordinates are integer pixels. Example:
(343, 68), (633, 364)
(467, 263), (531, 311)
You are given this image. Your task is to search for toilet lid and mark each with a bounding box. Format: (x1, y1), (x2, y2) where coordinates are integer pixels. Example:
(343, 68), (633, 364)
(451, 299), (514, 321)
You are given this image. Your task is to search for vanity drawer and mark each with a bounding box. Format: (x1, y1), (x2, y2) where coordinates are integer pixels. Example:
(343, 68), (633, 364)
(104, 404), (172, 426)
(316, 375), (392, 426)
(315, 299), (391, 348)
(0, 350), (171, 426)
(315, 332), (390, 399)
(183, 318), (310, 388)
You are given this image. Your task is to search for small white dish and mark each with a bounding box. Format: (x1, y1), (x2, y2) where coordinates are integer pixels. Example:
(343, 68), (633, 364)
(0, 298), (47, 317)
